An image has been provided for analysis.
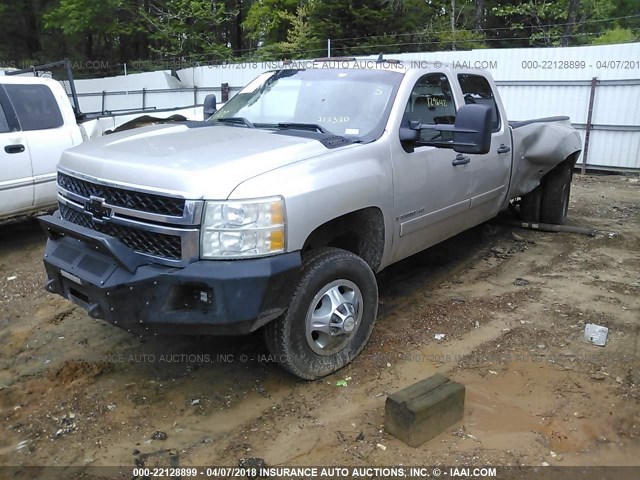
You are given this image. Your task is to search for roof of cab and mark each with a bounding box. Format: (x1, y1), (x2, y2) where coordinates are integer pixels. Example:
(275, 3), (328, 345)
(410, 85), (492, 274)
(277, 56), (471, 73)
(0, 73), (61, 86)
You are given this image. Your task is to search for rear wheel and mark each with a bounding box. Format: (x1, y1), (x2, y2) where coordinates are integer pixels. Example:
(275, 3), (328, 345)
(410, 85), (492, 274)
(519, 157), (575, 225)
(264, 248), (378, 380)
(520, 184), (542, 222)
(540, 158), (574, 225)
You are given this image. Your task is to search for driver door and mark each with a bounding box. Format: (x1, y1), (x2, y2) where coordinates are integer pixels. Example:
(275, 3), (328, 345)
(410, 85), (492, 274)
(389, 72), (472, 263)
(0, 88), (34, 218)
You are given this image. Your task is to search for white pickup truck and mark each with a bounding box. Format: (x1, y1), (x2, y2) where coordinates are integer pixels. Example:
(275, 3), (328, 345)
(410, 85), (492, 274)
(40, 60), (582, 379)
(0, 76), (84, 220)
(0, 74), (207, 221)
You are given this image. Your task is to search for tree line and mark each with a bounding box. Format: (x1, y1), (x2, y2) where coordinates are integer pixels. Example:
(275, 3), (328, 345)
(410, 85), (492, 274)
(1, 0), (638, 76)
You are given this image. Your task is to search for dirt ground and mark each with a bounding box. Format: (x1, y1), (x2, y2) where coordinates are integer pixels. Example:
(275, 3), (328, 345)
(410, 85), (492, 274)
(0, 173), (638, 470)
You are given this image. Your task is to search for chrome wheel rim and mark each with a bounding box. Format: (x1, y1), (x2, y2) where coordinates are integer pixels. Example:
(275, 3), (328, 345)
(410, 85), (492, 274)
(305, 279), (363, 356)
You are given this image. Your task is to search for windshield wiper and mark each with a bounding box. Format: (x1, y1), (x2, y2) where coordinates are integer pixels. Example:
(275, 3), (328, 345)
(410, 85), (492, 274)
(214, 117), (255, 128)
(275, 122), (329, 134)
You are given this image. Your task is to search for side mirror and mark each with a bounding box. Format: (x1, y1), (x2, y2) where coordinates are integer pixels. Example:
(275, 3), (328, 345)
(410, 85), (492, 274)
(451, 104), (492, 154)
(203, 94), (217, 120)
(399, 122), (421, 142)
(399, 104), (493, 155)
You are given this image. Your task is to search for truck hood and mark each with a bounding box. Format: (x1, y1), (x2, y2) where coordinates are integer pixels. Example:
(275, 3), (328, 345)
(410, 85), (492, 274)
(59, 123), (336, 199)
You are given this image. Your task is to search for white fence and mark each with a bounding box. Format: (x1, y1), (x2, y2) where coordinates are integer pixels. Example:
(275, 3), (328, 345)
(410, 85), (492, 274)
(73, 42), (640, 171)
(497, 78), (639, 171)
(74, 86), (228, 114)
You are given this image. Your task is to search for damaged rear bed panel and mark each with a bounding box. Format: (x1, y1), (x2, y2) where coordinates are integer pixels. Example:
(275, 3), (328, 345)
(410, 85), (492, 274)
(508, 116), (583, 201)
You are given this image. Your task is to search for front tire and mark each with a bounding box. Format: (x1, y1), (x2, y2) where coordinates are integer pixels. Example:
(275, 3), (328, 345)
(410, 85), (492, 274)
(264, 248), (378, 380)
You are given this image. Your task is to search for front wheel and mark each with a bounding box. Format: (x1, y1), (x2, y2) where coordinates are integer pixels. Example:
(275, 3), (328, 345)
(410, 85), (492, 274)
(264, 248), (378, 380)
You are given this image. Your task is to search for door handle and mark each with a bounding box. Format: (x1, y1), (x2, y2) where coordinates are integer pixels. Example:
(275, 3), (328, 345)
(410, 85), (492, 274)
(4, 144), (25, 154)
(452, 154), (470, 166)
(497, 144), (511, 154)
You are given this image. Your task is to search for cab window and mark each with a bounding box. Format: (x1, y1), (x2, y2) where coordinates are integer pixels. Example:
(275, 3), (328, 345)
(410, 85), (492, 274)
(0, 104), (9, 133)
(4, 84), (64, 131)
(403, 73), (456, 142)
(458, 74), (500, 131)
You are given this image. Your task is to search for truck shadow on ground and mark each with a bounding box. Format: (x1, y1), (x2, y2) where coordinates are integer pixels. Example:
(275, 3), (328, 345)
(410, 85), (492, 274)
(0, 217), (47, 253)
(113, 221), (506, 383)
(0, 214), (507, 385)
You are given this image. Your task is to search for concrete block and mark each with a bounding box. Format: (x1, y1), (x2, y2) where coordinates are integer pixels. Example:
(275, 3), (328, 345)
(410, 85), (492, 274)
(384, 373), (465, 447)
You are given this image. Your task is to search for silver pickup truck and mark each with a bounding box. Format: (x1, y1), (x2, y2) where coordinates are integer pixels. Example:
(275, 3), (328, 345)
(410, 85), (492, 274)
(39, 60), (582, 379)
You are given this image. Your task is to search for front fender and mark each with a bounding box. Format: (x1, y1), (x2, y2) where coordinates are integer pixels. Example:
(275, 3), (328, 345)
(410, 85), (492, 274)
(227, 138), (395, 267)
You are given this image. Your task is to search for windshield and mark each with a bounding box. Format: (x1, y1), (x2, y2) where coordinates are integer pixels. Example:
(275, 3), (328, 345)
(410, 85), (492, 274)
(209, 68), (403, 142)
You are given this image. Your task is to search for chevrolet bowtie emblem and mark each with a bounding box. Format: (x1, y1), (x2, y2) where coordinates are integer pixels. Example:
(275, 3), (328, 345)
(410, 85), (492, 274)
(85, 196), (111, 223)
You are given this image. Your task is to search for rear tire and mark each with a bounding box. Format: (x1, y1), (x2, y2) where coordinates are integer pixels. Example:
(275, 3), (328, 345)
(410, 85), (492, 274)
(264, 248), (378, 380)
(520, 184), (542, 222)
(539, 158), (574, 225)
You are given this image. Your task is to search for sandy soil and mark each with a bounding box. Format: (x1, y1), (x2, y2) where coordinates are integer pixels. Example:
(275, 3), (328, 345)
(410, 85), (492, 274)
(0, 173), (638, 470)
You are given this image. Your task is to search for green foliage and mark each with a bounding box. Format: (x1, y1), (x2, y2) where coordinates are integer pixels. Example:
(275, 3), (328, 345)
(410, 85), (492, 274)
(0, 0), (55, 62)
(422, 1), (486, 50)
(44, 0), (126, 35)
(591, 27), (637, 44)
(1, 0), (638, 70)
(139, 0), (235, 58)
(243, 0), (300, 43)
(434, 28), (487, 50)
(491, 0), (617, 46)
(244, 0), (322, 59)
(304, 0), (444, 56)
(277, 2), (321, 58)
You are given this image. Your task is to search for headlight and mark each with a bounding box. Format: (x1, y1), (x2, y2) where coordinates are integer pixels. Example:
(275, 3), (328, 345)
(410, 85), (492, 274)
(200, 197), (285, 259)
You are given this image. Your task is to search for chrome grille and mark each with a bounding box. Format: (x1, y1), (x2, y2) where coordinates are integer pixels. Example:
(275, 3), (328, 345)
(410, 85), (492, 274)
(58, 172), (185, 217)
(59, 204), (183, 261)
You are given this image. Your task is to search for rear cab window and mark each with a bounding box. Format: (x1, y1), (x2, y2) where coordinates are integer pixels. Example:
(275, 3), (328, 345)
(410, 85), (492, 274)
(457, 74), (501, 131)
(0, 103), (9, 133)
(4, 84), (64, 131)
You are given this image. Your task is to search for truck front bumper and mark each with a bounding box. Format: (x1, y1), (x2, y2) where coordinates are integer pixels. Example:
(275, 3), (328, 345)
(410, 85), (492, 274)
(39, 213), (302, 335)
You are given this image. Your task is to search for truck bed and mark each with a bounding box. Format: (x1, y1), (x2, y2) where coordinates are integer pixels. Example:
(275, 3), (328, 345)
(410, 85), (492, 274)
(508, 116), (582, 200)
(509, 116), (571, 129)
